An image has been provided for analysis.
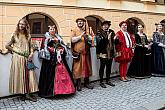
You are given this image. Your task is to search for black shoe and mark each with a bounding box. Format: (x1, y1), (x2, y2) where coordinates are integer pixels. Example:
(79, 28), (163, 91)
(76, 79), (82, 91)
(84, 84), (94, 89)
(25, 94), (37, 102)
(100, 83), (107, 88)
(84, 77), (94, 89)
(106, 81), (115, 87)
(77, 85), (82, 91)
(19, 96), (26, 101)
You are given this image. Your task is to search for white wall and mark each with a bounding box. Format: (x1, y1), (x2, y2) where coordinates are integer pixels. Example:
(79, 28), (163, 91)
(0, 51), (41, 97)
(0, 48), (119, 97)
(0, 54), (11, 97)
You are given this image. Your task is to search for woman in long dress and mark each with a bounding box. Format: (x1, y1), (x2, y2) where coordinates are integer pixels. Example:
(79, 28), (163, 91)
(127, 24), (152, 79)
(151, 23), (165, 76)
(6, 19), (38, 102)
(38, 25), (75, 98)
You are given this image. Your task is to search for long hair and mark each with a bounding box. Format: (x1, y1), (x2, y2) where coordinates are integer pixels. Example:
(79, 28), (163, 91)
(14, 19), (30, 40)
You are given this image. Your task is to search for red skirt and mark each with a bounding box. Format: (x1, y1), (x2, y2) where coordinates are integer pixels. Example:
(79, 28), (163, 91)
(54, 63), (75, 95)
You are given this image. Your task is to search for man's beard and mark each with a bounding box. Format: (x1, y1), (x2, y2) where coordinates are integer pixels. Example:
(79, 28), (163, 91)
(103, 28), (108, 31)
(77, 24), (84, 28)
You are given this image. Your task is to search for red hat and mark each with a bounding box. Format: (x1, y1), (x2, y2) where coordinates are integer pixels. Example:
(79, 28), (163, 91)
(119, 21), (128, 27)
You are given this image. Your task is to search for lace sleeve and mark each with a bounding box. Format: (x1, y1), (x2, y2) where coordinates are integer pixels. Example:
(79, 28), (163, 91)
(153, 32), (159, 44)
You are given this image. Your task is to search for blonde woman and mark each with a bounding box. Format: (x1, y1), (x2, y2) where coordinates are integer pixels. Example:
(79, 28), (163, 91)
(6, 19), (38, 102)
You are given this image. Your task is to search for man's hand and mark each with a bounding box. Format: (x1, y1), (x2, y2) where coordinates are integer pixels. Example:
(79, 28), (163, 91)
(81, 31), (86, 37)
(108, 32), (112, 40)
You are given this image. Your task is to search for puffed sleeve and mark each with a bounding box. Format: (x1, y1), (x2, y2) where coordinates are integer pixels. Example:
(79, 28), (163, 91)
(153, 32), (159, 44)
(28, 35), (34, 54)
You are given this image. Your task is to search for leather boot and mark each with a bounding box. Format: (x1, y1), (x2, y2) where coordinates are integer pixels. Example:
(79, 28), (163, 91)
(100, 83), (107, 88)
(84, 77), (94, 89)
(106, 80), (115, 87)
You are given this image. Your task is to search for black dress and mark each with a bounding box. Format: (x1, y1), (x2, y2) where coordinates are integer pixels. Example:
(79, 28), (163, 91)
(151, 32), (165, 76)
(38, 36), (75, 98)
(127, 33), (151, 78)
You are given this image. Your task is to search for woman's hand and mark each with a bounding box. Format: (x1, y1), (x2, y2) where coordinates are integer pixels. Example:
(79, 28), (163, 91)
(56, 47), (64, 54)
(158, 43), (164, 47)
(28, 53), (33, 61)
(48, 47), (55, 53)
(162, 45), (165, 48)
(136, 44), (142, 47)
(144, 45), (149, 48)
(52, 37), (58, 42)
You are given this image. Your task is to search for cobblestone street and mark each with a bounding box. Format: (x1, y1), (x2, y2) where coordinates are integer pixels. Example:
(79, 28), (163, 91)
(0, 77), (165, 110)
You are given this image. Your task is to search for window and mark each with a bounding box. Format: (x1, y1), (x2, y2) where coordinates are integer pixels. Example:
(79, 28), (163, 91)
(85, 16), (102, 34)
(25, 13), (57, 38)
(32, 22), (41, 34)
(126, 17), (145, 35)
(155, 0), (165, 4)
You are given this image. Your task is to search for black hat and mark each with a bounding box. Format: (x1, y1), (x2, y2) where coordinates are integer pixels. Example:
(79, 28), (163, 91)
(155, 23), (165, 26)
(76, 18), (86, 23)
(101, 20), (111, 26)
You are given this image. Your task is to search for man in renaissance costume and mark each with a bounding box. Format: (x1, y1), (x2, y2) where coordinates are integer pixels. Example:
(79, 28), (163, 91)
(96, 20), (116, 88)
(114, 21), (135, 82)
(71, 18), (94, 91)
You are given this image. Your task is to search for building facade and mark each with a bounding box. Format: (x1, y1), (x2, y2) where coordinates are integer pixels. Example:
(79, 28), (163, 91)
(0, 0), (165, 51)
(1, 0), (165, 97)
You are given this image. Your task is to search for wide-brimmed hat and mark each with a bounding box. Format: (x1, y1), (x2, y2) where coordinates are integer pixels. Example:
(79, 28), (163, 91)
(101, 20), (111, 26)
(76, 18), (86, 23)
(119, 21), (128, 27)
(155, 23), (165, 26)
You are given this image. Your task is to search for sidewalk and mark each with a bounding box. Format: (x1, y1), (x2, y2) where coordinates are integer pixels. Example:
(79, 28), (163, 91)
(0, 77), (165, 110)
(132, 97), (165, 110)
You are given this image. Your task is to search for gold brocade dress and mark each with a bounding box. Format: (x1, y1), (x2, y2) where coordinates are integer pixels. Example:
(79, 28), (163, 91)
(9, 34), (38, 94)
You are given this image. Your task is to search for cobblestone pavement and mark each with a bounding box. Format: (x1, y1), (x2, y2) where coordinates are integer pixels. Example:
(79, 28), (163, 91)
(0, 77), (165, 110)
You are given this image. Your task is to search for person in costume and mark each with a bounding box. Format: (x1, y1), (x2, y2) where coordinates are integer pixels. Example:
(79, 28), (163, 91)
(96, 20), (115, 88)
(114, 21), (135, 82)
(127, 24), (152, 79)
(38, 25), (75, 98)
(71, 18), (94, 91)
(151, 23), (165, 76)
(6, 19), (38, 102)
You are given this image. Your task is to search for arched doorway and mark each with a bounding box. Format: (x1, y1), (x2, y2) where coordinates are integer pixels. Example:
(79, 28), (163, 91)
(126, 17), (145, 35)
(23, 13), (58, 38)
(160, 19), (165, 34)
(85, 15), (103, 34)
(23, 13), (58, 49)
